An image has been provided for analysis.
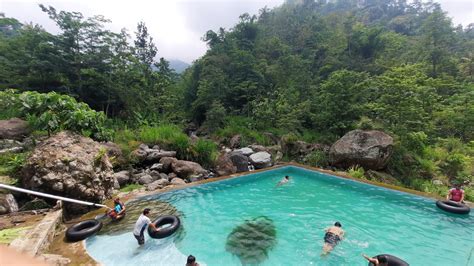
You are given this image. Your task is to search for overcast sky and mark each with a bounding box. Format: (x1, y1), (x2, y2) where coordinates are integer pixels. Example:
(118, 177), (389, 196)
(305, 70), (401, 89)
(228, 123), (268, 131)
(1, 0), (473, 63)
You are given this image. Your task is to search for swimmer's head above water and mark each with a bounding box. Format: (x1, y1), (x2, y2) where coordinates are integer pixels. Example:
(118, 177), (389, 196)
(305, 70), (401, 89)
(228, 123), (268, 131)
(334, 222), (342, 227)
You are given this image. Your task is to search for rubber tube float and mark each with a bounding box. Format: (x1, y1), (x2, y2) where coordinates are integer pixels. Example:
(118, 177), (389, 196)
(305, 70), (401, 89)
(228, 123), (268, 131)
(368, 254), (409, 266)
(436, 200), (470, 214)
(148, 215), (180, 239)
(66, 219), (103, 242)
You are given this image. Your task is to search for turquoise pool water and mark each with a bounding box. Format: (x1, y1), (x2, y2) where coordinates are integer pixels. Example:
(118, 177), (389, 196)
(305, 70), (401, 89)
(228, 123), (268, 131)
(86, 166), (473, 265)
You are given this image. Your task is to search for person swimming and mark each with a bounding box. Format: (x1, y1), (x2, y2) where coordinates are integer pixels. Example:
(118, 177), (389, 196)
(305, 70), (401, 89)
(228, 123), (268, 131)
(321, 222), (344, 255)
(276, 175), (290, 186)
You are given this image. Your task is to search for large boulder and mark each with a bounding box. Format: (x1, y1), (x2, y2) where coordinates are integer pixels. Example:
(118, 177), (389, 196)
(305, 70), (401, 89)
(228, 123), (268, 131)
(114, 171), (130, 186)
(329, 130), (394, 170)
(0, 118), (30, 140)
(235, 147), (254, 156)
(249, 152), (272, 169)
(171, 160), (207, 180)
(21, 131), (115, 215)
(160, 157), (178, 173)
(132, 144), (176, 163)
(146, 179), (170, 191)
(229, 151), (249, 173)
(0, 193), (19, 214)
(215, 153), (237, 176)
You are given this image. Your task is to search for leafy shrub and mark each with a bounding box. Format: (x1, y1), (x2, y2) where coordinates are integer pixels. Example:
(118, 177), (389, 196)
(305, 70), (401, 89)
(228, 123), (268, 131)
(0, 89), (112, 141)
(190, 139), (219, 168)
(0, 152), (29, 176)
(203, 101), (226, 133)
(440, 153), (466, 179)
(305, 150), (329, 168)
(348, 165), (365, 179)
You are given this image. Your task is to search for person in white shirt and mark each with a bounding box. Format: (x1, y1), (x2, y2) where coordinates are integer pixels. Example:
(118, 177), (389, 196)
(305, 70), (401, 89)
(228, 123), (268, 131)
(133, 208), (158, 245)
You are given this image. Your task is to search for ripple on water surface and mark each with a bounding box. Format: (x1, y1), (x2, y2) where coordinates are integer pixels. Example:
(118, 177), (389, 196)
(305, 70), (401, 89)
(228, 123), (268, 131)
(87, 166), (474, 266)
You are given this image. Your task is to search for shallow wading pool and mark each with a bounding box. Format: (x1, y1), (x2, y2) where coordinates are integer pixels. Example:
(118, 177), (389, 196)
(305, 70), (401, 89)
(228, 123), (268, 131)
(86, 166), (473, 265)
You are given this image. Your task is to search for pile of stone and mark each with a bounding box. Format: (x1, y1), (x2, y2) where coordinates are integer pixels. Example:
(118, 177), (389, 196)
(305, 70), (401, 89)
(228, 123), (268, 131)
(215, 145), (275, 176)
(117, 144), (212, 192)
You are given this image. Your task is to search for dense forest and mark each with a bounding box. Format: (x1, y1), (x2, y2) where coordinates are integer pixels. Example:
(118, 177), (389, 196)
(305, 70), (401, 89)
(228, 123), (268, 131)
(1, 0), (473, 199)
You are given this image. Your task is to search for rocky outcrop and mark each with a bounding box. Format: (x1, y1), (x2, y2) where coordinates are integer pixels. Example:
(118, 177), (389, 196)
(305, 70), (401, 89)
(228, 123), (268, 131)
(329, 130), (393, 170)
(171, 160), (207, 180)
(0, 118), (30, 140)
(160, 157), (178, 173)
(21, 131), (114, 214)
(0, 138), (34, 155)
(229, 151), (249, 173)
(249, 152), (272, 169)
(215, 153), (237, 176)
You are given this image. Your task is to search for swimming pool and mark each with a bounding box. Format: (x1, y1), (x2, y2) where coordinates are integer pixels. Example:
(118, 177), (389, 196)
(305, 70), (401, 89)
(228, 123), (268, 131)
(86, 166), (473, 265)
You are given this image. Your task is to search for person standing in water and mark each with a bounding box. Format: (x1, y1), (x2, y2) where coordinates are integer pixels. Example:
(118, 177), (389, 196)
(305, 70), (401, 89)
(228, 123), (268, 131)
(321, 222), (344, 255)
(133, 208), (158, 245)
(276, 175), (290, 186)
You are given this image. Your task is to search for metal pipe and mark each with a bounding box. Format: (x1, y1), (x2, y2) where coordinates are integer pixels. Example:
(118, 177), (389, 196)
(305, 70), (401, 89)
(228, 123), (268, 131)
(0, 184), (111, 209)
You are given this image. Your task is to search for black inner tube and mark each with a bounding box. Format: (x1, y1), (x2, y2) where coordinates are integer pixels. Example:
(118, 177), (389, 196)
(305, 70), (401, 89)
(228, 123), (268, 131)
(148, 215), (180, 239)
(66, 219), (102, 242)
(368, 254), (409, 266)
(436, 200), (470, 214)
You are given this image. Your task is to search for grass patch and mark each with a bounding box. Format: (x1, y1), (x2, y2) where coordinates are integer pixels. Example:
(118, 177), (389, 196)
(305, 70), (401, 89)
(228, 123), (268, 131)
(0, 226), (31, 244)
(119, 184), (143, 193)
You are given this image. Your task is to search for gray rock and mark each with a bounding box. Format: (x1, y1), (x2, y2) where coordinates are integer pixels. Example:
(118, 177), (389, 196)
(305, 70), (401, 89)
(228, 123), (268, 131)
(150, 170), (161, 178)
(139, 143), (149, 150)
(159, 173), (168, 180)
(248, 145), (268, 153)
(150, 163), (164, 171)
(229, 135), (241, 149)
(171, 159), (207, 180)
(114, 171), (130, 186)
(21, 131), (114, 215)
(146, 179), (170, 191)
(235, 147), (254, 156)
(0, 193), (19, 214)
(146, 150), (177, 162)
(168, 172), (177, 180)
(432, 180), (444, 186)
(159, 157), (178, 173)
(138, 174), (155, 185)
(329, 130), (394, 170)
(171, 178), (186, 185)
(249, 151), (272, 169)
(0, 118), (30, 140)
(215, 152), (237, 176)
(229, 151), (249, 172)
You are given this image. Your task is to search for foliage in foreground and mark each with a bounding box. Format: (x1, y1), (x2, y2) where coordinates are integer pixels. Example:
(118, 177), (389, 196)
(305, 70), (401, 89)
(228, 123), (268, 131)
(0, 90), (112, 141)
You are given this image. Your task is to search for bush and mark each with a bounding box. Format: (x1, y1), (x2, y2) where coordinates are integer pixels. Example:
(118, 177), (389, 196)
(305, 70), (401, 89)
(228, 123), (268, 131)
(215, 116), (272, 146)
(0, 89), (112, 141)
(348, 165), (365, 179)
(190, 139), (219, 168)
(305, 150), (329, 168)
(0, 152), (29, 177)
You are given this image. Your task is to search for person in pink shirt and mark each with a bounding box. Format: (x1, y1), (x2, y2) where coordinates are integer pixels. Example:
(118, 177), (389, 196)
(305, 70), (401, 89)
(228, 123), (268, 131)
(446, 183), (465, 203)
